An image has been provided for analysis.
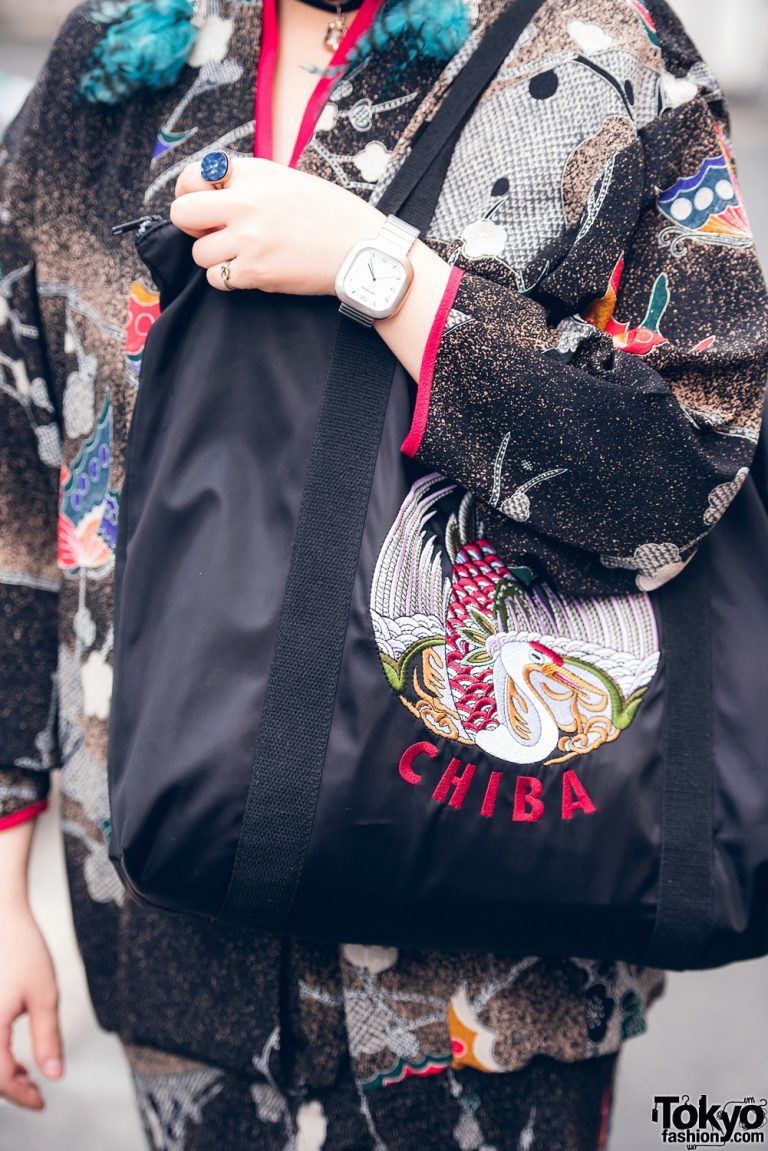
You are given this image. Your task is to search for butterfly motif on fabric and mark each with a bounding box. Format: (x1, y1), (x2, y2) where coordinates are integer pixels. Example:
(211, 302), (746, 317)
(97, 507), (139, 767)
(657, 125), (753, 257)
(58, 393), (119, 574)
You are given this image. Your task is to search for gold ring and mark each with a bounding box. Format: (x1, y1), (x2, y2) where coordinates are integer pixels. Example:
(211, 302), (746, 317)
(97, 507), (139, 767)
(220, 260), (236, 291)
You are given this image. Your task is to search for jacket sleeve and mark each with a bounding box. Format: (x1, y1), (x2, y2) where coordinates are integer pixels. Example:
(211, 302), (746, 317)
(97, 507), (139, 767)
(0, 74), (63, 829)
(403, 83), (768, 596)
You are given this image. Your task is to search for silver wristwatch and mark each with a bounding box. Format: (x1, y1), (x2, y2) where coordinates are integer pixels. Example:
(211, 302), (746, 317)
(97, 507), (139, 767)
(335, 214), (420, 327)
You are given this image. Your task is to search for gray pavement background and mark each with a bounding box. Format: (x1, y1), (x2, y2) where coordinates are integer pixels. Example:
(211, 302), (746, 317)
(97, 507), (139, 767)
(0, 18), (767, 1151)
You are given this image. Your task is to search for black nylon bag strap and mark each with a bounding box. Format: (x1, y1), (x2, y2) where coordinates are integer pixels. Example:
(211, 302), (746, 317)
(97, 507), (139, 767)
(219, 0), (549, 929)
(639, 550), (715, 968)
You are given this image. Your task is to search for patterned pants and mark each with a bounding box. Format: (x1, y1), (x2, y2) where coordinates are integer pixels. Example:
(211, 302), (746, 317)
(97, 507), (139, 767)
(124, 1040), (619, 1151)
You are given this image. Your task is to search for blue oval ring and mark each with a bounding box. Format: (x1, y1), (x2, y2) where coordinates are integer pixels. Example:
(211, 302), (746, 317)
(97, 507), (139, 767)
(200, 149), (233, 188)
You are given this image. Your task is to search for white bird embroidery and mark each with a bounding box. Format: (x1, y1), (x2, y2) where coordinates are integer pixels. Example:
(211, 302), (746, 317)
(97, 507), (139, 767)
(370, 475), (660, 766)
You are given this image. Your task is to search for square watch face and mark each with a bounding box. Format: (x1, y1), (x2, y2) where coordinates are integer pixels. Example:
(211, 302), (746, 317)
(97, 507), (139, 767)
(344, 247), (407, 311)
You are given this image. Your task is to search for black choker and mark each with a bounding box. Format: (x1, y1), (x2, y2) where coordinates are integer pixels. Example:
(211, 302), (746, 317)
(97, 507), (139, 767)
(293, 0), (363, 12)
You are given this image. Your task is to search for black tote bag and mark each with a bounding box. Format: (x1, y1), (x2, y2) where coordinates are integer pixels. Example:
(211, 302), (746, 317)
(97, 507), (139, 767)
(106, 0), (768, 971)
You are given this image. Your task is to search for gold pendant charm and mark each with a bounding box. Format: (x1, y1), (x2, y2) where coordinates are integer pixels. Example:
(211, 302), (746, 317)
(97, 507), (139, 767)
(324, 14), (347, 53)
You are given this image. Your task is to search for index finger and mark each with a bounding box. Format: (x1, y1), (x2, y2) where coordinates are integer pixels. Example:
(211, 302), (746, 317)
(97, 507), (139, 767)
(175, 159), (210, 199)
(169, 190), (232, 234)
(0, 1018), (44, 1111)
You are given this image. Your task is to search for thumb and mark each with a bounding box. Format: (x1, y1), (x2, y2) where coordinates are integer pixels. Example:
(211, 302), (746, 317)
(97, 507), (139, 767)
(27, 982), (64, 1081)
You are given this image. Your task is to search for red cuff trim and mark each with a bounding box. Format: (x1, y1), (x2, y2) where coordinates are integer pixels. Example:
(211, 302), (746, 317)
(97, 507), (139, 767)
(0, 800), (48, 831)
(401, 266), (464, 458)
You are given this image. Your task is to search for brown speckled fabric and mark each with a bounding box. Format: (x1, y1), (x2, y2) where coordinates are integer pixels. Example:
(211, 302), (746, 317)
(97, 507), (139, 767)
(2, 0), (766, 1143)
(122, 1037), (619, 1150)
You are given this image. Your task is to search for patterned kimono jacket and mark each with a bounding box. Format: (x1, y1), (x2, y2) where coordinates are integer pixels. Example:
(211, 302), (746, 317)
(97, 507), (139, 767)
(1, 0), (766, 1127)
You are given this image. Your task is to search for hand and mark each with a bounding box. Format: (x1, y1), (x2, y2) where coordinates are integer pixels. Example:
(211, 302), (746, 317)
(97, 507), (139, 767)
(171, 156), (385, 295)
(0, 900), (64, 1110)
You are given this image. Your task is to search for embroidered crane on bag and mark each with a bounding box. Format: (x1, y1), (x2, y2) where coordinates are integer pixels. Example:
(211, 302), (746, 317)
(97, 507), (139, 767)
(370, 474), (660, 769)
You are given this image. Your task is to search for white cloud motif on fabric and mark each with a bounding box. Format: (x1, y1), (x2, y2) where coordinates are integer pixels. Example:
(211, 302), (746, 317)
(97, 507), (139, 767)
(81, 649), (113, 720)
(34, 424), (61, 467)
(660, 70), (698, 109)
(29, 377), (53, 411)
(461, 218), (508, 260)
(316, 103), (340, 132)
(704, 466), (750, 526)
(188, 15), (235, 68)
(64, 370), (96, 439)
(342, 944), (399, 974)
(567, 20), (614, 53)
(61, 818), (125, 905)
(601, 541), (694, 591)
(73, 603), (97, 648)
(250, 1082), (285, 1124)
(297, 1100), (328, 1151)
(353, 141), (391, 183)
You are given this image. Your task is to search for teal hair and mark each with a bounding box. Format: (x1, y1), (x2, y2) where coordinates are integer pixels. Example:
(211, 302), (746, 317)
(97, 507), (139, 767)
(79, 0), (472, 106)
(349, 0), (472, 67)
(79, 0), (199, 105)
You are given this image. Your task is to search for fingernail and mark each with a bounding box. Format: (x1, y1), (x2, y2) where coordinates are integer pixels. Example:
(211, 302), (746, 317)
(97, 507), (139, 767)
(43, 1059), (63, 1078)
